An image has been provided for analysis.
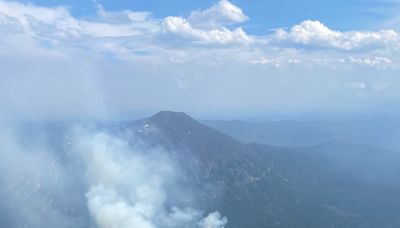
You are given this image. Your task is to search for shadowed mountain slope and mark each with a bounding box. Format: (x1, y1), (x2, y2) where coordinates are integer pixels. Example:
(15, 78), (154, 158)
(118, 111), (400, 228)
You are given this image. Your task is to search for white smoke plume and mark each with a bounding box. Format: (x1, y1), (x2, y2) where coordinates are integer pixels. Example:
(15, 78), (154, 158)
(0, 124), (227, 228)
(69, 128), (228, 228)
(199, 212), (227, 228)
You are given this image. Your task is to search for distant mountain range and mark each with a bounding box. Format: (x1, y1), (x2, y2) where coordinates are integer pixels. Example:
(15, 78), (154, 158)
(202, 119), (400, 150)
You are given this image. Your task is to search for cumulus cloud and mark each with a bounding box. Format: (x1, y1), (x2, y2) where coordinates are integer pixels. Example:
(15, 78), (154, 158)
(0, 0), (252, 45)
(274, 20), (399, 51)
(0, 0), (398, 58)
(161, 0), (252, 45)
(0, 0), (253, 50)
(163, 16), (252, 45)
(188, 0), (248, 29)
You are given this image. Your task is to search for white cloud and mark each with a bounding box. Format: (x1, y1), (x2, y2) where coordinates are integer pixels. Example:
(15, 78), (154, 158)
(188, 0), (248, 29)
(0, 1), (70, 26)
(1, 0), (398, 59)
(0, 0), (150, 39)
(160, 0), (252, 45)
(249, 57), (282, 68)
(0, 0), (253, 48)
(0, 12), (24, 34)
(274, 20), (399, 51)
(163, 16), (252, 45)
(348, 56), (393, 69)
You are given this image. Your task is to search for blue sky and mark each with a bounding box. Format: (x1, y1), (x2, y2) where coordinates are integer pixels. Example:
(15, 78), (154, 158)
(21, 0), (400, 32)
(0, 0), (400, 119)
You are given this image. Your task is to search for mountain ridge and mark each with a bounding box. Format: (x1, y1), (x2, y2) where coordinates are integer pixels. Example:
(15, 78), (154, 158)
(119, 111), (400, 228)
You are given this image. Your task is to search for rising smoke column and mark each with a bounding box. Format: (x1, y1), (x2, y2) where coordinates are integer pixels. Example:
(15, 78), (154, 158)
(70, 128), (227, 228)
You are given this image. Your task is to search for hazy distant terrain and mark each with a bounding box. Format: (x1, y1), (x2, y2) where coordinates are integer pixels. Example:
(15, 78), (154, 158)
(203, 119), (400, 150)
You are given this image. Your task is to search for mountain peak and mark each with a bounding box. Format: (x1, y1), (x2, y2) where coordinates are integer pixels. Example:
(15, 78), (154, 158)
(133, 111), (240, 151)
(145, 111), (205, 132)
(147, 111), (197, 127)
(150, 111), (192, 121)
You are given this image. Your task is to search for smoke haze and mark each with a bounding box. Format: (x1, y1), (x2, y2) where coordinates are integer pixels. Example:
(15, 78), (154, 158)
(0, 124), (227, 228)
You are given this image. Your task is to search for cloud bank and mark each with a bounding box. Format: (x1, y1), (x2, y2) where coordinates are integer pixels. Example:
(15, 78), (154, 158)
(0, 0), (398, 58)
(0, 0), (400, 119)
